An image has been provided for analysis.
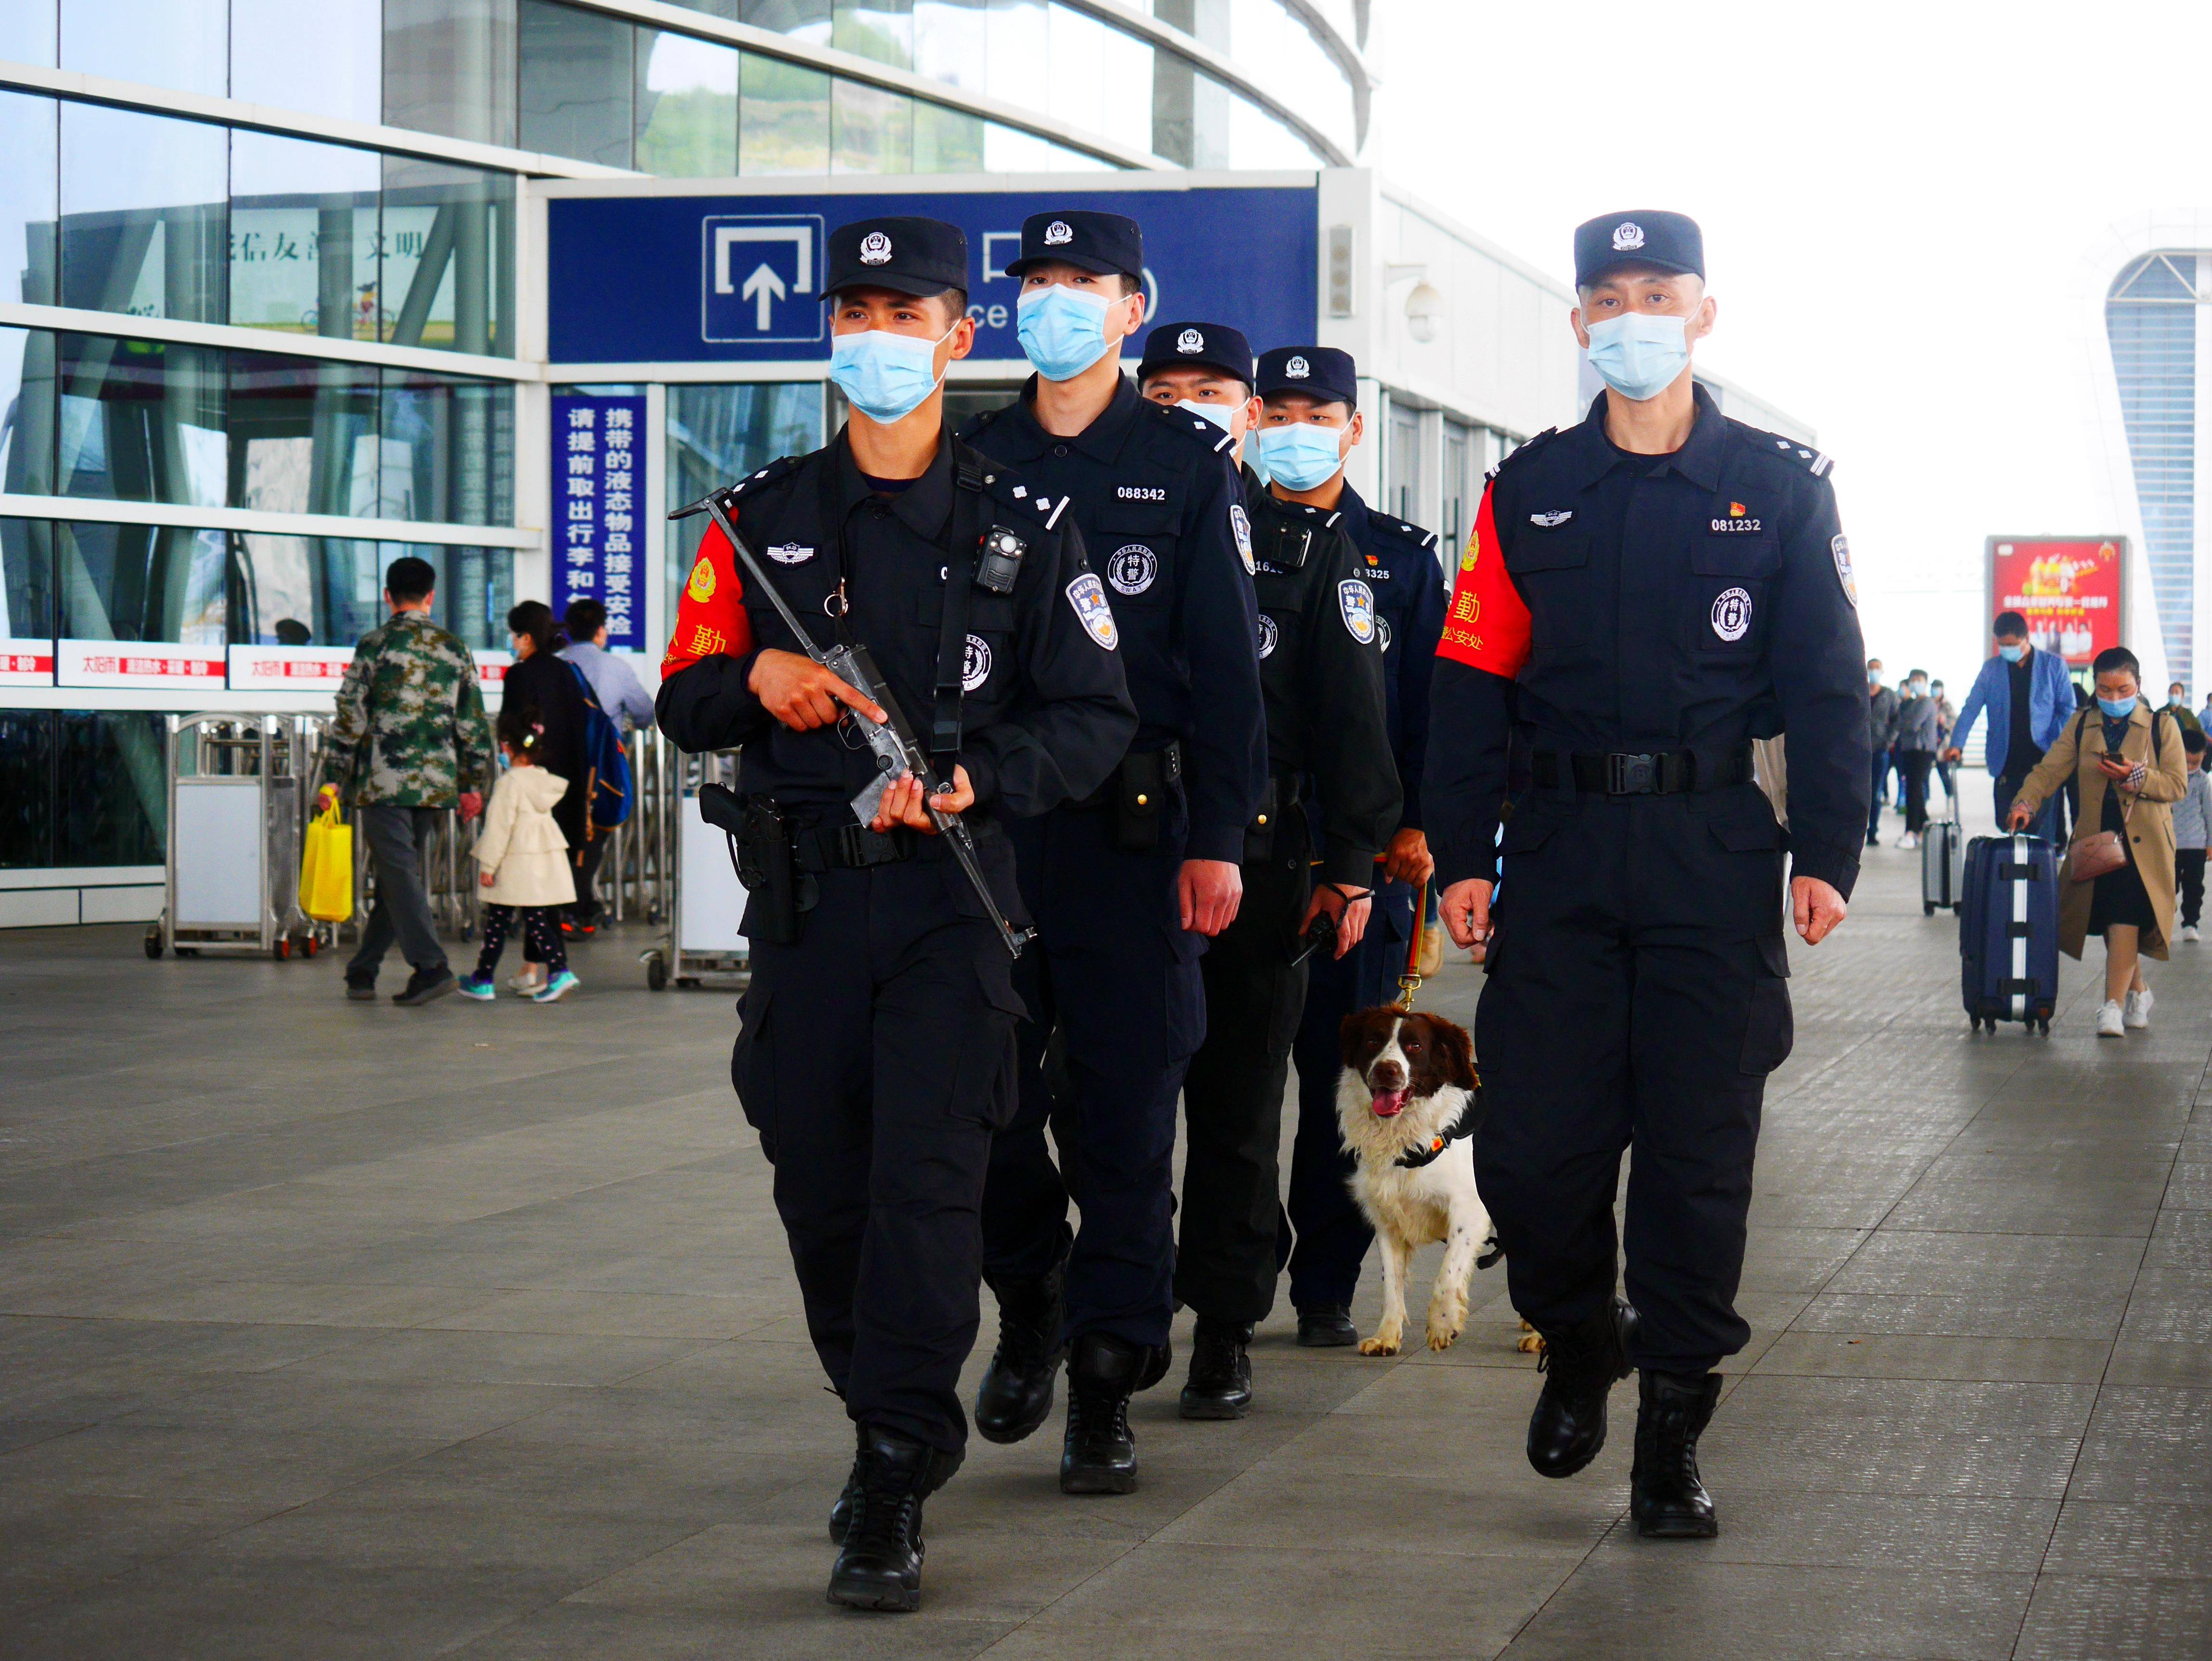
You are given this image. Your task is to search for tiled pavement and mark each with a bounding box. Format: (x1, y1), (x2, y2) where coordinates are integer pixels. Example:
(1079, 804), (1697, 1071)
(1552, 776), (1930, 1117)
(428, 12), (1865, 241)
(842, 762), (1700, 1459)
(2, 791), (2208, 1658)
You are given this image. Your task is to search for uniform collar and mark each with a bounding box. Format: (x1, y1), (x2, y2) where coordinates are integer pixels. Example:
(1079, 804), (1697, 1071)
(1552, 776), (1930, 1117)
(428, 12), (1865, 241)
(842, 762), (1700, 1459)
(1005, 371), (1144, 464)
(1332, 480), (1373, 544)
(1561, 381), (1726, 494)
(828, 425), (955, 541)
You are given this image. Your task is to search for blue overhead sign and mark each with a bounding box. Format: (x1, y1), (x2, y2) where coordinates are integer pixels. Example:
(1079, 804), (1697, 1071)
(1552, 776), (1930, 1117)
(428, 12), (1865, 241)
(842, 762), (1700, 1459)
(548, 185), (1318, 366)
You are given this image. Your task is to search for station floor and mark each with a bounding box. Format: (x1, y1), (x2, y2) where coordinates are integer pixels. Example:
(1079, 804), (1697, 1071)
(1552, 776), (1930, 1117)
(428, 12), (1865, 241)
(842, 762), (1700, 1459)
(2, 799), (2209, 1659)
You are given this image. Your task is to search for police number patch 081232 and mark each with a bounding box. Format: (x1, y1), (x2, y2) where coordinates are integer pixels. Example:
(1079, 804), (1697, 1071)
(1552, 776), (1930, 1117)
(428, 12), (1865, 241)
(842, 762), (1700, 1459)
(1107, 544), (1157, 596)
(961, 634), (992, 691)
(1230, 504), (1254, 572)
(1831, 533), (1857, 607)
(1066, 573), (1119, 650)
(1711, 586), (1753, 643)
(1338, 578), (1377, 644)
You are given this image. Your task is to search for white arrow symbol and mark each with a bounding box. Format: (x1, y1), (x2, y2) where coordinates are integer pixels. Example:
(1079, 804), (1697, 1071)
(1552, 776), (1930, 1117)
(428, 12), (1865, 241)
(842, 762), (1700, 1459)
(740, 262), (787, 330)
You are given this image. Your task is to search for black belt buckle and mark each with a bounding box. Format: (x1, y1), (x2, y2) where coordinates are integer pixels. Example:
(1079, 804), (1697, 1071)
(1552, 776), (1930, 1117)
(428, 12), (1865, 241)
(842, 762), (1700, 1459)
(1608, 752), (1657, 796)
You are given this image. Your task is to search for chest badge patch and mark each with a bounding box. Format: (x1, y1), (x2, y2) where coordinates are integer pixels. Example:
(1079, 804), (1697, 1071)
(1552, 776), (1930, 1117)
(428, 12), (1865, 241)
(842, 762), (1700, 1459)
(1339, 578), (1377, 645)
(1377, 619), (1393, 653)
(1831, 533), (1858, 607)
(1107, 544), (1158, 596)
(766, 542), (815, 564)
(1230, 503), (1255, 572)
(1066, 573), (1119, 651)
(1257, 613), (1279, 659)
(1530, 510), (1573, 528)
(685, 555), (716, 602)
(962, 635), (993, 692)
(1711, 586), (1753, 643)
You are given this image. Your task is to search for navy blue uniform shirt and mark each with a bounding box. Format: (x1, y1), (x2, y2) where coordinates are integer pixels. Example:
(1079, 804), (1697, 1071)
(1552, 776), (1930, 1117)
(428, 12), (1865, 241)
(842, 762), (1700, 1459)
(963, 376), (1267, 865)
(1334, 483), (1447, 831)
(1426, 385), (1871, 896)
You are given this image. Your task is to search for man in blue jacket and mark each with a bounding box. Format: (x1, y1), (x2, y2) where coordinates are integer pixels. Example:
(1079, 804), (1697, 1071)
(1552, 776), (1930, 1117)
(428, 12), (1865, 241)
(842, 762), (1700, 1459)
(1944, 610), (2076, 840)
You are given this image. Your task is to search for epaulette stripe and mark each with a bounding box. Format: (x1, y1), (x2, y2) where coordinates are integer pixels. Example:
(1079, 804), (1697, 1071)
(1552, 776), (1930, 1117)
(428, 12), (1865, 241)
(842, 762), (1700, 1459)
(1421, 531), (1438, 549)
(1325, 511), (1343, 528)
(1214, 432), (1233, 453)
(1046, 496), (1069, 530)
(1811, 452), (1834, 477)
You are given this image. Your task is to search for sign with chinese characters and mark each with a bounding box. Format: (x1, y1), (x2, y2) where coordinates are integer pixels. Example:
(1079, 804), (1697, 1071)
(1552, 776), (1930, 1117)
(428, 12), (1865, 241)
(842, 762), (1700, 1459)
(553, 394), (646, 653)
(58, 641), (226, 689)
(0, 643), (53, 686)
(1987, 536), (2127, 668)
(225, 645), (356, 691)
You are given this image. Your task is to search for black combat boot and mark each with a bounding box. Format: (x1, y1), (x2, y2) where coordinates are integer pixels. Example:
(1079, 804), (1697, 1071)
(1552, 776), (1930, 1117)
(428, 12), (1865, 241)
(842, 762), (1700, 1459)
(1631, 1370), (1722, 1539)
(827, 1424), (862, 1543)
(1061, 1332), (1145, 1494)
(1525, 1297), (1637, 1478)
(1296, 1304), (1358, 1347)
(972, 1260), (1067, 1445)
(1178, 1316), (1254, 1420)
(826, 1425), (961, 1612)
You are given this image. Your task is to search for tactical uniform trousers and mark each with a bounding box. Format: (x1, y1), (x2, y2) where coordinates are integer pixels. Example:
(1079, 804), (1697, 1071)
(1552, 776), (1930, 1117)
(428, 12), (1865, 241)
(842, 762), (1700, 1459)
(1282, 870), (1416, 1308)
(980, 788), (1201, 1351)
(731, 834), (1023, 1455)
(1176, 801), (1315, 1324)
(348, 805), (449, 979)
(1474, 783), (1794, 1375)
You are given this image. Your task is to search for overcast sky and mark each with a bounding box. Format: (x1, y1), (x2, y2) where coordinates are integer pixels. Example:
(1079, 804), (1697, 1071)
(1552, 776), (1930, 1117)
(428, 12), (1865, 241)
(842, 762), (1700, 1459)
(1372, 0), (2212, 698)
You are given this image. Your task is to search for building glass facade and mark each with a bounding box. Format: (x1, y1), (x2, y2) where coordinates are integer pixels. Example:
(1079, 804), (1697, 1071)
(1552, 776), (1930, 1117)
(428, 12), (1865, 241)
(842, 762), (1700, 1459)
(2107, 250), (2199, 685)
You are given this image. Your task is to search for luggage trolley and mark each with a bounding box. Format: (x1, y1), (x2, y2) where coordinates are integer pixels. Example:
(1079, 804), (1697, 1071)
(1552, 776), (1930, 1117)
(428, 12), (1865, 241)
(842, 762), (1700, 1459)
(639, 743), (749, 990)
(148, 713), (318, 960)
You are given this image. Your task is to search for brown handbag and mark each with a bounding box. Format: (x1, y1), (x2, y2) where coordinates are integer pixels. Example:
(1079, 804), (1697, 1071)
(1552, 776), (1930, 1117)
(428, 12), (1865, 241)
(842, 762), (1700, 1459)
(2066, 710), (2149, 883)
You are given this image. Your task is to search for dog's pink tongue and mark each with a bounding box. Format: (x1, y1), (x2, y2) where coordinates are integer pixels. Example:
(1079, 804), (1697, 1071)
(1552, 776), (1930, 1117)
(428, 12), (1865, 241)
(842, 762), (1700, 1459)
(1372, 1088), (1409, 1118)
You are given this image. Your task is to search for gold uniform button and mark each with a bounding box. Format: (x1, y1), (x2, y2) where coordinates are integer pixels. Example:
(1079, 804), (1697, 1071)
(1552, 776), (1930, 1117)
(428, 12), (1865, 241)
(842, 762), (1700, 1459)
(1257, 814), (1268, 826)
(1135, 794), (1148, 806)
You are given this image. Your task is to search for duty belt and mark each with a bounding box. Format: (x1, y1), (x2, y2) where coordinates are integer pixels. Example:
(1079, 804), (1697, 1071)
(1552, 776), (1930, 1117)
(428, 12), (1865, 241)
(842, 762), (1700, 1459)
(791, 819), (917, 873)
(1531, 746), (1754, 798)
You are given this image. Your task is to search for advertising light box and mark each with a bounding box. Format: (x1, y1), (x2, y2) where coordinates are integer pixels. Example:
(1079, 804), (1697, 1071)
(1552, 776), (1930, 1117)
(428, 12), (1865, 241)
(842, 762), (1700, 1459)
(1986, 537), (2127, 667)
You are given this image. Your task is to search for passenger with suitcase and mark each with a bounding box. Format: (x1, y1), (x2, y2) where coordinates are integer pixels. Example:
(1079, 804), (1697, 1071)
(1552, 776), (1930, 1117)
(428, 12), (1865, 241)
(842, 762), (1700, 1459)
(1895, 671), (1938, 850)
(2002, 646), (2188, 1037)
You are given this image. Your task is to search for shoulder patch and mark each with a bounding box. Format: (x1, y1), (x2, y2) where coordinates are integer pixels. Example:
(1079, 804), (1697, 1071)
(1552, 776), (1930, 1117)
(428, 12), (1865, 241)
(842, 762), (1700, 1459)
(1142, 395), (1235, 463)
(1485, 426), (1558, 482)
(1338, 578), (1377, 644)
(1830, 534), (1857, 608)
(1229, 503), (1255, 573)
(725, 453), (804, 499)
(1066, 573), (1119, 651)
(1732, 420), (1835, 478)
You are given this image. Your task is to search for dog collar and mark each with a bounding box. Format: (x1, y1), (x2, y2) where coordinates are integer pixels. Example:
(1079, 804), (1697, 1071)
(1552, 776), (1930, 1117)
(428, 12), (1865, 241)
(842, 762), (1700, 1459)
(1393, 1094), (1480, 1170)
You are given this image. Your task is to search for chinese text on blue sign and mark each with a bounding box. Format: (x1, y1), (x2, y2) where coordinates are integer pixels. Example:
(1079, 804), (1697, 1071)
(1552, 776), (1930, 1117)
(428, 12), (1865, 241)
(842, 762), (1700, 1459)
(553, 393), (647, 652)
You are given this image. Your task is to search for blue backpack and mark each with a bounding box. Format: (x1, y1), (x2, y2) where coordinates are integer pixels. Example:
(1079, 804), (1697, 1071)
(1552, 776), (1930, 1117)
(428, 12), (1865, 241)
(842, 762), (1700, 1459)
(566, 661), (632, 830)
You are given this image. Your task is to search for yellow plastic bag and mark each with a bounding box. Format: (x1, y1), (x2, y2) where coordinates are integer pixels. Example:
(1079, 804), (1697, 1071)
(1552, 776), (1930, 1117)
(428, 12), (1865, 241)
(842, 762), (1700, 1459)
(299, 799), (355, 923)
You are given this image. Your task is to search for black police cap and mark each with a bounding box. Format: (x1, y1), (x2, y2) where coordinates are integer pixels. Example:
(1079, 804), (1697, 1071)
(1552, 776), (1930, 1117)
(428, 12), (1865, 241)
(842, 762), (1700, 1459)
(1255, 345), (1357, 409)
(1573, 211), (1704, 289)
(1004, 210), (1143, 282)
(825, 216), (968, 301)
(1137, 321), (1255, 388)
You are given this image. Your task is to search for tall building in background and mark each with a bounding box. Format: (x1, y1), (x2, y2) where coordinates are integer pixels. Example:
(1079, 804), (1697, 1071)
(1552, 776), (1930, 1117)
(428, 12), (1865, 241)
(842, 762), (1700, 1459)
(2104, 246), (2200, 686)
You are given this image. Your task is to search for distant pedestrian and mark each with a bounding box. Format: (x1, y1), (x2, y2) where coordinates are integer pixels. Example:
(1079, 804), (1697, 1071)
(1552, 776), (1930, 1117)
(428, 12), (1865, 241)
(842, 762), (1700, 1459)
(458, 702), (580, 1003)
(1895, 670), (1937, 849)
(2006, 646), (2186, 1036)
(2172, 729), (2212, 943)
(1865, 659), (1898, 845)
(558, 597), (656, 930)
(2199, 690), (2212, 732)
(325, 555), (494, 1006)
(499, 601), (589, 992)
(1931, 679), (1957, 805)
(1944, 610), (2074, 842)
(2165, 682), (2202, 737)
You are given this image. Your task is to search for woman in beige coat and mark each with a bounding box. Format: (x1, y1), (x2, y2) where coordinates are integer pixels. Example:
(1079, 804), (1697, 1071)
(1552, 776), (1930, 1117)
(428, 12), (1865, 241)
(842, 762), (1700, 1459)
(2008, 646), (2186, 1036)
(456, 703), (580, 1003)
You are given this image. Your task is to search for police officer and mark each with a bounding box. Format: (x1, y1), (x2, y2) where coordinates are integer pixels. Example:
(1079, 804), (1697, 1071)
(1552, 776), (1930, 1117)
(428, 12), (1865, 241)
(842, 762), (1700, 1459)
(966, 214), (1267, 1495)
(1427, 211), (1868, 1539)
(656, 216), (1134, 1609)
(1173, 344), (1401, 1418)
(1253, 348), (1449, 1348)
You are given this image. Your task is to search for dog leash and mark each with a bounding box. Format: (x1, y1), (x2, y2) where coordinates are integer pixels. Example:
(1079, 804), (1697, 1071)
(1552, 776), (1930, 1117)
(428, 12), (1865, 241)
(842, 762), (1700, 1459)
(1395, 876), (1430, 1011)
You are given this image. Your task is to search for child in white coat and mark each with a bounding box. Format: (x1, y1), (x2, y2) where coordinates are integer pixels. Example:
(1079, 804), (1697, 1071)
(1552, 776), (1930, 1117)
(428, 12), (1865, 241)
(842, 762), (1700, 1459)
(458, 703), (580, 1002)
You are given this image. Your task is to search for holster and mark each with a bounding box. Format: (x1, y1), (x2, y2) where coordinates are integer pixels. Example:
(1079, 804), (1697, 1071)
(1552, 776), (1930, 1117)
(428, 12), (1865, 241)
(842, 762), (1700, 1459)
(701, 786), (814, 947)
(1113, 741), (1183, 852)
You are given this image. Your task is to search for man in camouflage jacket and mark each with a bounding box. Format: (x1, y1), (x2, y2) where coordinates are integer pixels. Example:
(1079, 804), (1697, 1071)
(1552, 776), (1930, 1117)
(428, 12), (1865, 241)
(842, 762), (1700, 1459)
(326, 555), (495, 1005)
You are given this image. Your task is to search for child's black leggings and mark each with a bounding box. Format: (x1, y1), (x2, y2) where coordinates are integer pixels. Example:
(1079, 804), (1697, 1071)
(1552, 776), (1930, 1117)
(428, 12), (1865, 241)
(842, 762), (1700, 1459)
(477, 904), (567, 977)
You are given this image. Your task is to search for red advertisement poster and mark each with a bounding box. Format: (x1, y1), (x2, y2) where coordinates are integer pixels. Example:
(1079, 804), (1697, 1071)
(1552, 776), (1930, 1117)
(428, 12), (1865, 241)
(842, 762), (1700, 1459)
(1986, 537), (2126, 667)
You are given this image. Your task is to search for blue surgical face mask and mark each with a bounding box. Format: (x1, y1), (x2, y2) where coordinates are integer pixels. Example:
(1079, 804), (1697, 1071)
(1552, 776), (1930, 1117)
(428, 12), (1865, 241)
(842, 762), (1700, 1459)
(1176, 398), (1237, 435)
(2098, 694), (2139, 719)
(1016, 283), (1130, 382)
(1997, 643), (2026, 662)
(1255, 422), (1346, 491)
(1584, 310), (1693, 401)
(829, 324), (953, 424)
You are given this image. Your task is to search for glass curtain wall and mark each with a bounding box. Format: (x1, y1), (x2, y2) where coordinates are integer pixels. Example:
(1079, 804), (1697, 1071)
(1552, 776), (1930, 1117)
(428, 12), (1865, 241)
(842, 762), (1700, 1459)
(2107, 252), (2199, 685)
(663, 382), (820, 636)
(0, 708), (168, 868)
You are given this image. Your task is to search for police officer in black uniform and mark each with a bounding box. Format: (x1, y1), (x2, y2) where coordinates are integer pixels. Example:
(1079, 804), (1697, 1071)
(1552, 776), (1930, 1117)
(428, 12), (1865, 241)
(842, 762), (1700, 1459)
(1174, 344), (1401, 1418)
(655, 216), (1134, 1609)
(1427, 211), (1868, 1538)
(965, 213), (1268, 1495)
(1258, 349), (1450, 1348)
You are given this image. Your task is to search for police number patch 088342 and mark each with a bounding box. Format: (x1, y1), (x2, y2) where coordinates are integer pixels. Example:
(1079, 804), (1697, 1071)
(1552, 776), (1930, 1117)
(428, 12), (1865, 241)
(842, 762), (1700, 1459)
(1711, 586), (1753, 643)
(1338, 578), (1377, 644)
(1229, 504), (1255, 573)
(961, 634), (992, 691)
(1831, 533), (1857, 607)
(1107, 544), (1158, 596)
(1066, 573), (1119, 650)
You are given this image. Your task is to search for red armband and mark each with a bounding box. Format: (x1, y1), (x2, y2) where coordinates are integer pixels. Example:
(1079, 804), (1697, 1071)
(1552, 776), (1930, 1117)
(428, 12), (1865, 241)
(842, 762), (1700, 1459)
(1435, 480), (1530, 678)
(660, 520), (755, 677)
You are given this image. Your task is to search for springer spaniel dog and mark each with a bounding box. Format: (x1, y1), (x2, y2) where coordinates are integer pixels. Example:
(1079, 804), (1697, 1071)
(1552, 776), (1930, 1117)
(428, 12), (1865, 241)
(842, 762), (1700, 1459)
(1336, 1008), (1498, 1356)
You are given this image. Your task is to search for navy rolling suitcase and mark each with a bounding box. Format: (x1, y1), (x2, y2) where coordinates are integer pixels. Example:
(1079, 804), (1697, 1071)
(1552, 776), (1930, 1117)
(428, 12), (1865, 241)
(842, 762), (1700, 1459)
(1959, 832), (2060, 1033)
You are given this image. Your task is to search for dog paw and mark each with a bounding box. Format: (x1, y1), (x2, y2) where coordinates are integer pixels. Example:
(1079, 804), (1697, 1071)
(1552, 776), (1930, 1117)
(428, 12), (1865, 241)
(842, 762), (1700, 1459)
(1516, 1330), (1546, 1356)
(1357, 1334), (1401, 1357)
(1425, 1325), (1460, 1352)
